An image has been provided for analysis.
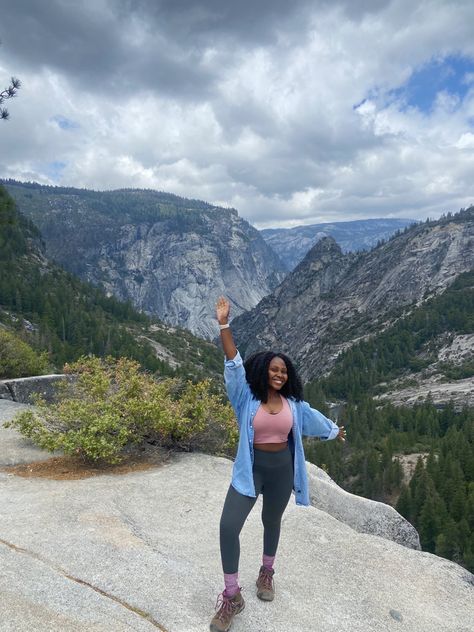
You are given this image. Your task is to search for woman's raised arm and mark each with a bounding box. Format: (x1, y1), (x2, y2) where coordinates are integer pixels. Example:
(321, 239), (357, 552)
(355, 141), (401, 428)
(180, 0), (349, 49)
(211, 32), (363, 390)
(216, 296), (237, 360)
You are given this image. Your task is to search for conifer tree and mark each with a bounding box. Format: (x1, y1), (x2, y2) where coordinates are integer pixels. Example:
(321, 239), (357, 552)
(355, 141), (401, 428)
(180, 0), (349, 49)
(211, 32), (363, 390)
(419, 479), (448, 552)
(396, 484), (412, 520)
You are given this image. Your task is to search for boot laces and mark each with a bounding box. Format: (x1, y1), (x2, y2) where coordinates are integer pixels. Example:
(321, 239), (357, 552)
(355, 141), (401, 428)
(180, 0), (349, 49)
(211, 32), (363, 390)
(258, 567), (274, 590)
(214, 591), (240, 622)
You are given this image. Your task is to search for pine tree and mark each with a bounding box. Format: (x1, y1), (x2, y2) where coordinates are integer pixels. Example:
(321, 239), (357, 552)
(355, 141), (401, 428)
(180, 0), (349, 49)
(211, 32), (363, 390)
(450, 486), (467, 523)
(419, 478), (448, 552)
(396, 484), (412, 520)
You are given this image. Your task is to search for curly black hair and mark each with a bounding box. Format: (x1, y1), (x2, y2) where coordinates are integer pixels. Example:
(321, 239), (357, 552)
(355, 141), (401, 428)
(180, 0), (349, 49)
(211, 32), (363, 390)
(244, 351), (303, 403)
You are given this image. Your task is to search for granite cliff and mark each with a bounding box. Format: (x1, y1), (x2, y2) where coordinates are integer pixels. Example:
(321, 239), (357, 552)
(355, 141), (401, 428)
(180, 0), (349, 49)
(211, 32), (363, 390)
(4, 181), (286, 339)
(231, 208), (474, 382)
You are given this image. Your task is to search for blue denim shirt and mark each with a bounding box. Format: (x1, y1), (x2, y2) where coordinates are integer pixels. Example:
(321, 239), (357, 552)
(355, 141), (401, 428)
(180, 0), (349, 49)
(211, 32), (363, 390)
(224, 351), (340, 506)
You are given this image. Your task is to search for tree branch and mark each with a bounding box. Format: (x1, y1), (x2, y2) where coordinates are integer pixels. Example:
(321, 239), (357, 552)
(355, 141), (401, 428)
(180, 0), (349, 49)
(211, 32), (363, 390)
(0, 76), (21, 120)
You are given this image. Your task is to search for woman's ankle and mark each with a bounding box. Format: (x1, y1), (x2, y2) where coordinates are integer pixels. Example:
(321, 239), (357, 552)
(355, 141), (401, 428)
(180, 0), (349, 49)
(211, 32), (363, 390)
(262, 553), (275, 571)
(223, 572), (240, 597)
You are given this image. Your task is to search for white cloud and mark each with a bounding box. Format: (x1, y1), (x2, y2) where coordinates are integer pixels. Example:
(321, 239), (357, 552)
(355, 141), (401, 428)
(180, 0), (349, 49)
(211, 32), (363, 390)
(1, 0), (474, 227)
(456, 132), (474, 149)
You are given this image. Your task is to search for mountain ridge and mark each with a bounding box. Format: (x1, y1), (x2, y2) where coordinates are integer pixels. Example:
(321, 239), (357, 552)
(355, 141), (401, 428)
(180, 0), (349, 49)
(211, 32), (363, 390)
(261, 217), (417, 270)
(3, 180), (286, 339)
(231, 207), (474, 382)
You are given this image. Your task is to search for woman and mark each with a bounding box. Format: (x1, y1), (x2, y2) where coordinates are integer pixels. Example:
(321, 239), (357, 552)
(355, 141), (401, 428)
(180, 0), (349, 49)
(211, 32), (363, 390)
(210, 297), (346, 632)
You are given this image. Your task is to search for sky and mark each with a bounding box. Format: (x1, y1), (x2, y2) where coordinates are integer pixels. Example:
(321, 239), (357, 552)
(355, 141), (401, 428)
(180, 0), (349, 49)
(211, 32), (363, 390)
(0, 0), (474, 229)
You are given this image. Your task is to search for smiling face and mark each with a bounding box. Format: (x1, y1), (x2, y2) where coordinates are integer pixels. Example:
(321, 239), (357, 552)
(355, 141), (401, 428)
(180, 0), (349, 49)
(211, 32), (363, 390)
(268, 356), (288, 392)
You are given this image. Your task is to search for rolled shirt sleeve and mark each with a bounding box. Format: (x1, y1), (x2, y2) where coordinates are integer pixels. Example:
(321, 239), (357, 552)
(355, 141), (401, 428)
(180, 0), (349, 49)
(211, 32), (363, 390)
(224, 351), (251, 418)
(300, 401), (340, 440)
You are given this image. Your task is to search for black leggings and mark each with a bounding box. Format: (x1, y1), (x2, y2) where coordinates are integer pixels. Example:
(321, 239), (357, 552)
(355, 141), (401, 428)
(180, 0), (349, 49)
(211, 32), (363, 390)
(219, 445), (294, 574)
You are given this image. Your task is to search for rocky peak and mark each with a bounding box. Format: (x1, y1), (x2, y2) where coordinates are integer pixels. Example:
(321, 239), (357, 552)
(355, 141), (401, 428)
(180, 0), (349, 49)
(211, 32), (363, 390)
(261, 217), (417, 270)
(274, 236), (350, 301)
(301, 234), (343, 261)
(231, 208), (474, 380)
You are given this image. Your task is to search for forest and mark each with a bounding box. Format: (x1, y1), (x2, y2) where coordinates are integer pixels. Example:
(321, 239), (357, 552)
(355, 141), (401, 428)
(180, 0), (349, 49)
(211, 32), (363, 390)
(1, 178), (235, 227)
(302, 396), (474, 571)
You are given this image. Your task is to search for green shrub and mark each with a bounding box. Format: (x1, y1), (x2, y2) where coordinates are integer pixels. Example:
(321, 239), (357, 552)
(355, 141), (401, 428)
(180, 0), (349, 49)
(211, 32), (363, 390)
(0, 328), (50, 378)
(3, 355), (237, 464)
(438, 361), (474, 380)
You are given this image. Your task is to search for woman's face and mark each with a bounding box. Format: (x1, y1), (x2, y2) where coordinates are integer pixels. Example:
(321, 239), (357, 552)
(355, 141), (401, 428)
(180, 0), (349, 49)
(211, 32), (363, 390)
(268, 356), (288, 391)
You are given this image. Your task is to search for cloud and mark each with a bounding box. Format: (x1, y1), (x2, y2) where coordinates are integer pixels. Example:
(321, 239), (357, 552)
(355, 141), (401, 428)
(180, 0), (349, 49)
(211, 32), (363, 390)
(1, 0), (474, 227)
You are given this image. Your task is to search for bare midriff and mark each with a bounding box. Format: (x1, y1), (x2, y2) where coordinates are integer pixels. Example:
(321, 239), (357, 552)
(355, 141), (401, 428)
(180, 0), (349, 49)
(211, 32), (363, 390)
(253, 441), (288, 452)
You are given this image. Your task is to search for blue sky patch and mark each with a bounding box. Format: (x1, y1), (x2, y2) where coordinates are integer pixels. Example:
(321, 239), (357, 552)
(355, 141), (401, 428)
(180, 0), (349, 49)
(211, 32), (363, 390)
(46, 161), (67, 180)
(389, 54), (474, 113)
(52, 115), (79, 130)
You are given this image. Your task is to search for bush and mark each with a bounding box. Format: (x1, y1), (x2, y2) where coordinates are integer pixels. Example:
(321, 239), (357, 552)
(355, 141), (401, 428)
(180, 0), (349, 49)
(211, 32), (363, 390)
(3, 355), (238, 464)
(0, 328), (50, 378)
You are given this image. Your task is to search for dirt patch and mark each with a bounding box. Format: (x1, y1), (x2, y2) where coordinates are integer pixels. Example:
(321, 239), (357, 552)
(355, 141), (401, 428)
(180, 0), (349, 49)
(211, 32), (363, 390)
(395, 452), (430, 484)
(1, 446), (171, 480)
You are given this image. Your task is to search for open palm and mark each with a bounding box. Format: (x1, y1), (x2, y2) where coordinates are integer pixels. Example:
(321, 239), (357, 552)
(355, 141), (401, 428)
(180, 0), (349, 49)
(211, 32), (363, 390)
(216, 296), (230, 323)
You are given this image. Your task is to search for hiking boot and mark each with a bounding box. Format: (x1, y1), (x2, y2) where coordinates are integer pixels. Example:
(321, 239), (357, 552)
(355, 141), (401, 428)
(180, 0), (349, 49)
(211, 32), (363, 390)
(210, 589), (245, 632)
(256, 565), (275, 601)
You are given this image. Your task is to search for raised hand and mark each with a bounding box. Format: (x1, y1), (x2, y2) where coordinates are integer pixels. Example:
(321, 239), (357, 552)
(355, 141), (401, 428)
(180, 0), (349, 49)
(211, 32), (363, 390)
(216, 296), (231, 324)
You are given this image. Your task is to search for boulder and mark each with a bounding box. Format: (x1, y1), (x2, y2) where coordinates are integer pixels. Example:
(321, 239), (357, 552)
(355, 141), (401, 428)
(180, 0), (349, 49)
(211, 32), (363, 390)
(0, 381), (13, 400)
(0, 374), (73, 404)
(307, 462), (420, 549)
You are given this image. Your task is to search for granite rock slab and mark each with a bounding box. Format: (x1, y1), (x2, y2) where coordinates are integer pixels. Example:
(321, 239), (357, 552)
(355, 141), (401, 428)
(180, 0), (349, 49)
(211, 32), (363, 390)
(0, 445), (472, 632)
(307, 462), (421, 549)
(0, 400), (63, 466)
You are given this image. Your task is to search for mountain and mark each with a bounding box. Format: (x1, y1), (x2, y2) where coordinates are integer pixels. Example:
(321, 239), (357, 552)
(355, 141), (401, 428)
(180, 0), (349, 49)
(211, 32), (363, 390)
(261, 217), (417, 270)
(314, 270), (474, 409)
(3, 180), (286, 339)
(230, 207), (474, 384)
(0, 185), (222, 379)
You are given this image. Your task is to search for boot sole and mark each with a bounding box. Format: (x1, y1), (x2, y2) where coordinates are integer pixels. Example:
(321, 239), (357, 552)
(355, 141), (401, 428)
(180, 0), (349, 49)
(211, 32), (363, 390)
(256, 591), (274, 601)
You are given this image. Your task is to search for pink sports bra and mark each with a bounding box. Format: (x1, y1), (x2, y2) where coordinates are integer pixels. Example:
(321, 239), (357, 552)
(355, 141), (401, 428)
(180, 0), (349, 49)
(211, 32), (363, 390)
(253, 396), (293, 444)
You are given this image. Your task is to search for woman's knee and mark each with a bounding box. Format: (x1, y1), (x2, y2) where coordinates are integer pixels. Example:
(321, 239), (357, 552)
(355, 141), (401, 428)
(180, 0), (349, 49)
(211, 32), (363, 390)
(261, 511), (282, 530)
(220, 514), (240, 541)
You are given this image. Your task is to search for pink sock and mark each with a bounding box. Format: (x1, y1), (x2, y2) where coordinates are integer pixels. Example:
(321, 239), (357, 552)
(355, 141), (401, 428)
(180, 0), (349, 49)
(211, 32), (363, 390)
(223, 572), (240, 597)
(262, 554), (275, 571)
